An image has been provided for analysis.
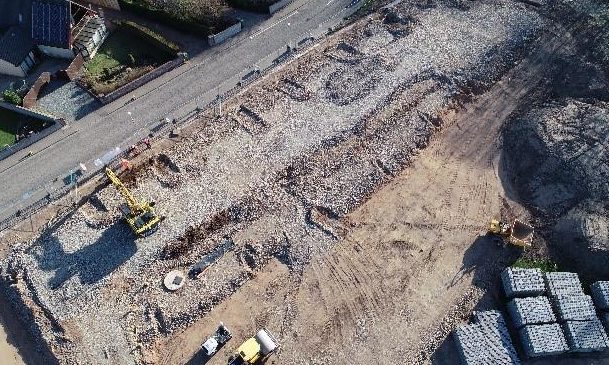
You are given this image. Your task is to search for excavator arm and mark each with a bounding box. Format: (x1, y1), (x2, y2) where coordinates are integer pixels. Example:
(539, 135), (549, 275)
(105, 167), (140, 213)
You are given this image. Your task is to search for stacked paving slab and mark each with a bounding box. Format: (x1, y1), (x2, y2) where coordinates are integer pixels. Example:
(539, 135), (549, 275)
(454, 310), (521, 365)
(544, 272), (584, 297)
(591, 281), (609, 311)
(545, 273), (609, 353)
(507, 296), (556, 328)
(591, 282), (609, 335)
(502, 267), (545, 298)
(553, 294), (597, 322)
(518, 323), (569, 357)
(563, 319), (609, 352)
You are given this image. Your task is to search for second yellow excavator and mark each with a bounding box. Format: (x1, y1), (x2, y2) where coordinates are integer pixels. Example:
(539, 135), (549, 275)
(105, 167), (161, 236)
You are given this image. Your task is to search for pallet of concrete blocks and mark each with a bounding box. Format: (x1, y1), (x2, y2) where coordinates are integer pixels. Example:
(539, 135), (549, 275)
(553, 294), (597, 322)
(453, 311), (521, 365)
(519, 323), (569, 357)
(507, 296), (556, 329)
(564, 318), (609, 352)
(501, 267), (545, 298)
(454, 324), (521, 365)
(591, 281), (609, 311)
(544, 271), (584, 297)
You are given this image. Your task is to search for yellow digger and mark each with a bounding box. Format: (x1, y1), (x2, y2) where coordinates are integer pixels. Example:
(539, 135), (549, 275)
(488, 219), (534, 248)
(105, 167), (161, 236)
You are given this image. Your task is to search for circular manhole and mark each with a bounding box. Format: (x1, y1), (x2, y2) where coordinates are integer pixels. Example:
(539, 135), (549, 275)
(163, 270), (186, 291)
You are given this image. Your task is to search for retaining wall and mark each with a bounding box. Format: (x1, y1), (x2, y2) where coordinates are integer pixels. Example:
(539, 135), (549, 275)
(23, 72), (51, 108)
(269, 0), (293, 14)
(98, 56), (185, 104)
(208, 21), (242, 46)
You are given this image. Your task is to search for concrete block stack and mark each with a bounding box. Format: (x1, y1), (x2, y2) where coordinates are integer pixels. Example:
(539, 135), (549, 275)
(454, 311), (521, 365)
(591, 281), (609, 333)
(507, 296), (556, 328)
(591, 281), (609, 311)
(518, 323), (569, 357)
(553, 294), (597, 322)
(563, 318), (609, 352)
(544, 272), (584, 297)
(501, 267), (545, 298)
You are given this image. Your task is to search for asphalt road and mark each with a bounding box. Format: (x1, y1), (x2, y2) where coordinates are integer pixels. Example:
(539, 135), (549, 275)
(0, 0), (361, 221)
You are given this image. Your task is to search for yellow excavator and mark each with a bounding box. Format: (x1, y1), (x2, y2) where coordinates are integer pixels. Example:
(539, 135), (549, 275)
(105, 167), (161, 236)
(489, 219), (534, 248)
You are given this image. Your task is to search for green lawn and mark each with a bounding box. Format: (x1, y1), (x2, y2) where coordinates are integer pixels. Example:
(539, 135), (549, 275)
(84, 25), (175, 95)
(85, 28), (172, 76)
(0, 109), (20, 147)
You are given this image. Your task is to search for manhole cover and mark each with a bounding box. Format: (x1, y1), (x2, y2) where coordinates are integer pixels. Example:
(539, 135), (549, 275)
(164, 270), (186, 291)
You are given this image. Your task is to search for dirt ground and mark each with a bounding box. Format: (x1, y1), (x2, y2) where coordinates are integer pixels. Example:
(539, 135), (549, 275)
(1, 1), (608, 365)
(156, 18), (589, 365)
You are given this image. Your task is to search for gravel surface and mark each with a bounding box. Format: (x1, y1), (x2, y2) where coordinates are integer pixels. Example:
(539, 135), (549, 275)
(1, 2), (543, 364)
(35, 81), (100, 121)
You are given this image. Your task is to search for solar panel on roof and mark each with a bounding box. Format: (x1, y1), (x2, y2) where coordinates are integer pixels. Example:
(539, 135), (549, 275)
(32, 0), (71, 48)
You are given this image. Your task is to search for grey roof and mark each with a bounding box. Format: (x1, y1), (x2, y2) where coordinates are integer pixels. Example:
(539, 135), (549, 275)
(0, 0), (33, 29)
(0, 26), (35, 65)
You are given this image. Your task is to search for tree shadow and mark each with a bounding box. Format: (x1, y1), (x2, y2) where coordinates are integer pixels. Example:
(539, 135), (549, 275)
(33, 221), (136, 289)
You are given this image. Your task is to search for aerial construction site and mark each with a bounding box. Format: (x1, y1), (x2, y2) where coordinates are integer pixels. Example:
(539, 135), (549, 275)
(1, 0), (609, 364)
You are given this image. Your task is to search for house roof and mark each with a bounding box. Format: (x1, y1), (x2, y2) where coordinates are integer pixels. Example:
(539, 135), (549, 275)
(0, 26), (35, 66)
(32, 0), (71, 49)
(0, 0), (33, 29)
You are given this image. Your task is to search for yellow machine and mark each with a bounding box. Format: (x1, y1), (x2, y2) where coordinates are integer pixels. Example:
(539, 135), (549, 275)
(489, 219), (534, 248)
(228, 329), (279, 365)
(105, 167), (161, 236)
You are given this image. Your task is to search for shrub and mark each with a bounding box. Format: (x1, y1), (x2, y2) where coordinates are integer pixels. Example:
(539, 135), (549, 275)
(2, 89), (22, 105)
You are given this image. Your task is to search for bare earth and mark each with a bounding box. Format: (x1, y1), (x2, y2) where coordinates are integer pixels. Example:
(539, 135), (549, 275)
(2, 1), (608, 365)
(158, 20), (581, 365)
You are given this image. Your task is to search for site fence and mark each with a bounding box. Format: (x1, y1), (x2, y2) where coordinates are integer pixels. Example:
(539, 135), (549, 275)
(0, 0), (364, 234)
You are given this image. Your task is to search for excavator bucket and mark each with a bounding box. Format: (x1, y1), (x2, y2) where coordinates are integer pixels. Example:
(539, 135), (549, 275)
(509, 220), (534, 248)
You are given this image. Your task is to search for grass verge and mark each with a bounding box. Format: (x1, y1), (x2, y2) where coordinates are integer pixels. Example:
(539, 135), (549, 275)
(513, 258), (558, 272)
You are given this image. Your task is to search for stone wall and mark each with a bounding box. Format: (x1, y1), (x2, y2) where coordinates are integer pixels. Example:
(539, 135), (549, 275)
(269, 0), (293, 14)
(208, 21), (242, 46)
(98, 56), (185, 104)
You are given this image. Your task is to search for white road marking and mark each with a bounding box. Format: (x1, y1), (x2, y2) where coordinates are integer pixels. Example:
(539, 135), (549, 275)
(326, 0), (336, 5)
(249, 10), (299, 39)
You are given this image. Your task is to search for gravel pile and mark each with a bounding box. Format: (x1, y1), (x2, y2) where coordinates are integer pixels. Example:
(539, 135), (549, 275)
(1, 2), (543, 364)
